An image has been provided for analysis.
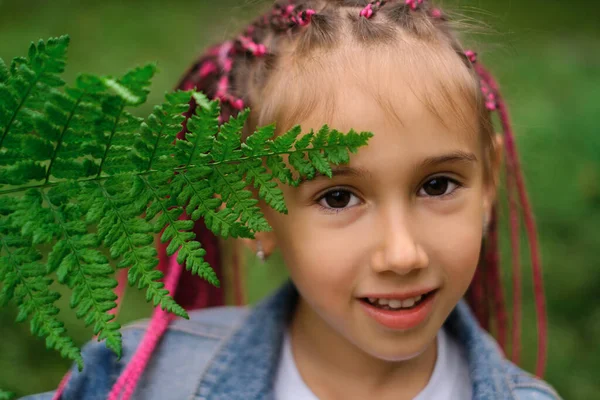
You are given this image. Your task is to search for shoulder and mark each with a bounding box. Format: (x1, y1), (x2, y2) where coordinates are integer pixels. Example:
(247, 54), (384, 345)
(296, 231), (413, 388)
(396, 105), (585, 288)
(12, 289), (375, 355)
(496, 352), (562, 400)
(20, 306), (250, 400)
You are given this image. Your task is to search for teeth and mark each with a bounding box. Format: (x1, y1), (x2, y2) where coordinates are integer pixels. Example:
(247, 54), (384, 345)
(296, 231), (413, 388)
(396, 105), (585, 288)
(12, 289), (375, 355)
(401, 298), (415, 308)
(368, 295), (425, 309)
(388, 299), (402, 308)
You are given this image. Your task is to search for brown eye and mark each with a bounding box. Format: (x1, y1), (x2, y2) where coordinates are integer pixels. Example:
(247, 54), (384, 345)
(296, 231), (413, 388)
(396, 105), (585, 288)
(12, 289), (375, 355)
(419, 177), (459, 197)
(318, 190), (360, 209)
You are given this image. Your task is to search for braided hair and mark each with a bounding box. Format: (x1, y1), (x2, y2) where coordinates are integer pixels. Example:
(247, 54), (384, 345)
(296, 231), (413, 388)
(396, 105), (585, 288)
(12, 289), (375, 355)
(55, 2), (548, 399)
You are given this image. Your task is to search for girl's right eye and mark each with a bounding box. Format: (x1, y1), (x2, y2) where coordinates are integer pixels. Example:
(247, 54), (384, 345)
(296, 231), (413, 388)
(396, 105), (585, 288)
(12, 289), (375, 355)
(317, 189), (361, 211)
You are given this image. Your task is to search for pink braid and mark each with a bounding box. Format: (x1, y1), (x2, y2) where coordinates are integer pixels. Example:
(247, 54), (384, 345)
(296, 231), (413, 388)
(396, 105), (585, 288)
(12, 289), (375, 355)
(107, 236), (184, 400)
(52, 269), (129, 400)
(238, 36), (267, 56)
(197, 61), (217, 79)
(474, 62), (547, 377)
(485, 210), (508, 352)
(470, 258), (489, 331)
(506, 160), (522, 364)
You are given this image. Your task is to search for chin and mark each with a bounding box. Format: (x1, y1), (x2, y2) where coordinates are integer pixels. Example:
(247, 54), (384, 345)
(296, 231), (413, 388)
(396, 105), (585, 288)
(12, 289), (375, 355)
(368, 342), (432, 362)
(350, 330), (436, 363)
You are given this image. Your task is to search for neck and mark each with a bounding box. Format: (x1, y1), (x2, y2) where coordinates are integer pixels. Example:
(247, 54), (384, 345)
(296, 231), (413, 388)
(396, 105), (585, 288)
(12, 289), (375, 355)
(289, 296), (438, 400)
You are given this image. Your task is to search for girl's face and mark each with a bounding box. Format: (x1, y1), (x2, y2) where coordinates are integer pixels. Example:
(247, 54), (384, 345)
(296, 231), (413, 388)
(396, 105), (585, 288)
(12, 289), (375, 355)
(260, 75), (496, 362)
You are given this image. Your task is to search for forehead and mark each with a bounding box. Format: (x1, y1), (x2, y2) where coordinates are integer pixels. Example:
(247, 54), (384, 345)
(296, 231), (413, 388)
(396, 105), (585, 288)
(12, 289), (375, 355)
(261, 36), (481, 145)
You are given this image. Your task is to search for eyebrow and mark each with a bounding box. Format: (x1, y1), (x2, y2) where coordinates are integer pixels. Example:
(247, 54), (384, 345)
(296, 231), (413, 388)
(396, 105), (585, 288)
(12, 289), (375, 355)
(297, 150), (477, 185)
(418, 150), (478, 170)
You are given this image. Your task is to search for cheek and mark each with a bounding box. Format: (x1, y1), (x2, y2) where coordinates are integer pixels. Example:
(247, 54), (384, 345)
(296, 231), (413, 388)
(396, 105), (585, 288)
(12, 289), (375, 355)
(423, 199), (483, 291)
(265, 207), (360, 294)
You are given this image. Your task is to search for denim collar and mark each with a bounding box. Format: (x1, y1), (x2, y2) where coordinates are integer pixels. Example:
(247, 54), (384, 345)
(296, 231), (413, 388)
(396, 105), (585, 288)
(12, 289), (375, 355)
(193, 281), (516, 400)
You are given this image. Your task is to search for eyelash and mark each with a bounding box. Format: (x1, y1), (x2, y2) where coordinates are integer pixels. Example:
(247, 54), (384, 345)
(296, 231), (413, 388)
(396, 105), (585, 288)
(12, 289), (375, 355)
(315, 176), (463, 214)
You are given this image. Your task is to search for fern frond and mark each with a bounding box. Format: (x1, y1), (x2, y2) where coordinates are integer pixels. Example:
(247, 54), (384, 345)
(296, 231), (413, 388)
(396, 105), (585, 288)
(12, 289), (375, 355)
(0, 209), (82, 368)
(83, 177), (186, 317)
(176, 92), (220, 167)
(0, 36), (69, 150)
(12, 188), (123, 357)
(136, 173), (219, 285)
(0, 36), (71, 188)
(133, 90), (191, 172)
(95, 65), (156, 177)
(0, 36), (372, 368)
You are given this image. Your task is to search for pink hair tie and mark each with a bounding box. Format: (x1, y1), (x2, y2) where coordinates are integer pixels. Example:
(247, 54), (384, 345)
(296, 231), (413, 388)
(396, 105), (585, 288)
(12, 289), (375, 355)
(406, 0), (423, 10)
(465, 50), (477, 64)
(360, 4), (374, 18)
(479, 79), (498, 110)
(292, 9), (316, 26)
(198, 62), (217, 79)
(431, 7), (443, 19)
(283, 4), (295, 17)
(239, 36), (267, 57)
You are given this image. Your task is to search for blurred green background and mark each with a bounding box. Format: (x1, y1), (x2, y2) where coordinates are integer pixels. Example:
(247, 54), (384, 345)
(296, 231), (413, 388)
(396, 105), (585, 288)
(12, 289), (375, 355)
(0, 0), (598, 398)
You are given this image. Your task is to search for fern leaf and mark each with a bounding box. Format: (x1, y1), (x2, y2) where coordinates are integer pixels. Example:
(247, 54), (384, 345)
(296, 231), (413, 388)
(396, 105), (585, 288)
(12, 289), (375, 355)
(0, 36), (69, 150)
(0, 220), (83, 369)
(96, 65), (156, 177)
(173, 168), (252, 238)
(135, 174), (219, 286)
(210, 109), (247, 162)
(177, 96), (220, 167)
(14, 188), (123, 356)
(0, 36), (373, 370)
(240, 158), (287, 214)
(132, 90), (191, 172)
(0, 58), (8, 83)
(83, 178), (187, 318)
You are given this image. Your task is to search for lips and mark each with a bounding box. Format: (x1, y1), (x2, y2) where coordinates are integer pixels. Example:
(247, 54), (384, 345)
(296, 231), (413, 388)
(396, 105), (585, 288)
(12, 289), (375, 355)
(358, 289), (437, 330)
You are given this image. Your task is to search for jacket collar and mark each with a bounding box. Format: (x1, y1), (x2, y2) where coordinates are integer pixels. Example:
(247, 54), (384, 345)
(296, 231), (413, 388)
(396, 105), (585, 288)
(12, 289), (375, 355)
(194, 281), (516, 400)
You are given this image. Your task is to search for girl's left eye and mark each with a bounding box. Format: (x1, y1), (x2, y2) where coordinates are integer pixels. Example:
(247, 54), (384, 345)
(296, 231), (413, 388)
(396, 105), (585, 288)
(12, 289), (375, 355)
(418, 176), (461, 197)
(317, 189), (361, 210)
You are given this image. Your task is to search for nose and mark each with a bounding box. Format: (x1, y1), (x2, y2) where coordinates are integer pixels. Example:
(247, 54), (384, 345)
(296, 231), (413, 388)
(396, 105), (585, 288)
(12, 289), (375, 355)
(370, 211), (429, 275)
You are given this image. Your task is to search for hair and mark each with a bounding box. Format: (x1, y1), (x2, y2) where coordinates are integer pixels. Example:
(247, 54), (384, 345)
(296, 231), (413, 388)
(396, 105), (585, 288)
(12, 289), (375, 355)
(53, 2), (548, 399)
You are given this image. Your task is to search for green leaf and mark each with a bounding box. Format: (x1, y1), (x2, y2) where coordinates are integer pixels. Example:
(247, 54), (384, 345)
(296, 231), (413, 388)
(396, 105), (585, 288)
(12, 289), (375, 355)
(0, 36), (372, 374)
(0, 58), (8, 83)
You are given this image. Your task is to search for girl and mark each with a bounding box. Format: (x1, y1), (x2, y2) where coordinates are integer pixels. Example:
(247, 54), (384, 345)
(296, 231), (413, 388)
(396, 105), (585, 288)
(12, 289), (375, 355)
(24, 0), (562, 399)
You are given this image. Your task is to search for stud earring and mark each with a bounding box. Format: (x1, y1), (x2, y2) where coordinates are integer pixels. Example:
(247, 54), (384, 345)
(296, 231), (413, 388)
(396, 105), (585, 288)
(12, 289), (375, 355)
(256, 240), (266, 262)
(483, 213), (490, 234)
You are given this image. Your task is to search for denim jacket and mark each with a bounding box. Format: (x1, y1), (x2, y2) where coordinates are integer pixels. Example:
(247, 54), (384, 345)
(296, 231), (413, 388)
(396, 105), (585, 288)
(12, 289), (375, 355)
(22, 281), (561, 400)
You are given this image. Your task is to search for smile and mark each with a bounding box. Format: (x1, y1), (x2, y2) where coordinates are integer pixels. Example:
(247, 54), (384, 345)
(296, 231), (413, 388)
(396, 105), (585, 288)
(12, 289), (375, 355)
(364, 293), (428, 310)
(359, 290), (437, 330)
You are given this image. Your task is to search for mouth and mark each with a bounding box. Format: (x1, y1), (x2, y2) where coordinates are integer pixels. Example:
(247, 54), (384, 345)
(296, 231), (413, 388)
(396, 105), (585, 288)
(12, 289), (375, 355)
(358, 289), (438, 330)
(359, 290), (436, 311)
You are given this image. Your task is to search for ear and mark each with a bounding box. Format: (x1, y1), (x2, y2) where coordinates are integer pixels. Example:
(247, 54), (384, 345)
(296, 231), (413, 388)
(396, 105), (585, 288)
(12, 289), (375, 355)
(483, 133), (504, 219)
(239, 230), (278, 259)
(242, 193), (279, 257)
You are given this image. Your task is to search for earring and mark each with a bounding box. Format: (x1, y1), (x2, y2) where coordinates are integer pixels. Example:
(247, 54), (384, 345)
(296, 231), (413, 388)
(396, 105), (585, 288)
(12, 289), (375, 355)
(483, 213), (490, 235)
(256, 240), (266, 262)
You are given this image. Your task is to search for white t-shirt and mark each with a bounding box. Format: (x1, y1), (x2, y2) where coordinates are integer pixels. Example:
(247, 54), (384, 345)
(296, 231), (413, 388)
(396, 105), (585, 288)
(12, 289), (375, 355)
(274, 327), (472, 400)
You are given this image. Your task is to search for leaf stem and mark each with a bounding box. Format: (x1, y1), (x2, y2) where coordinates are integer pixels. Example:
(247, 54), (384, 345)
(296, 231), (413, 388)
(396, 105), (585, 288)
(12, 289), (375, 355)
(0, 81), (35, 149)
(0, 143), (347, 196)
